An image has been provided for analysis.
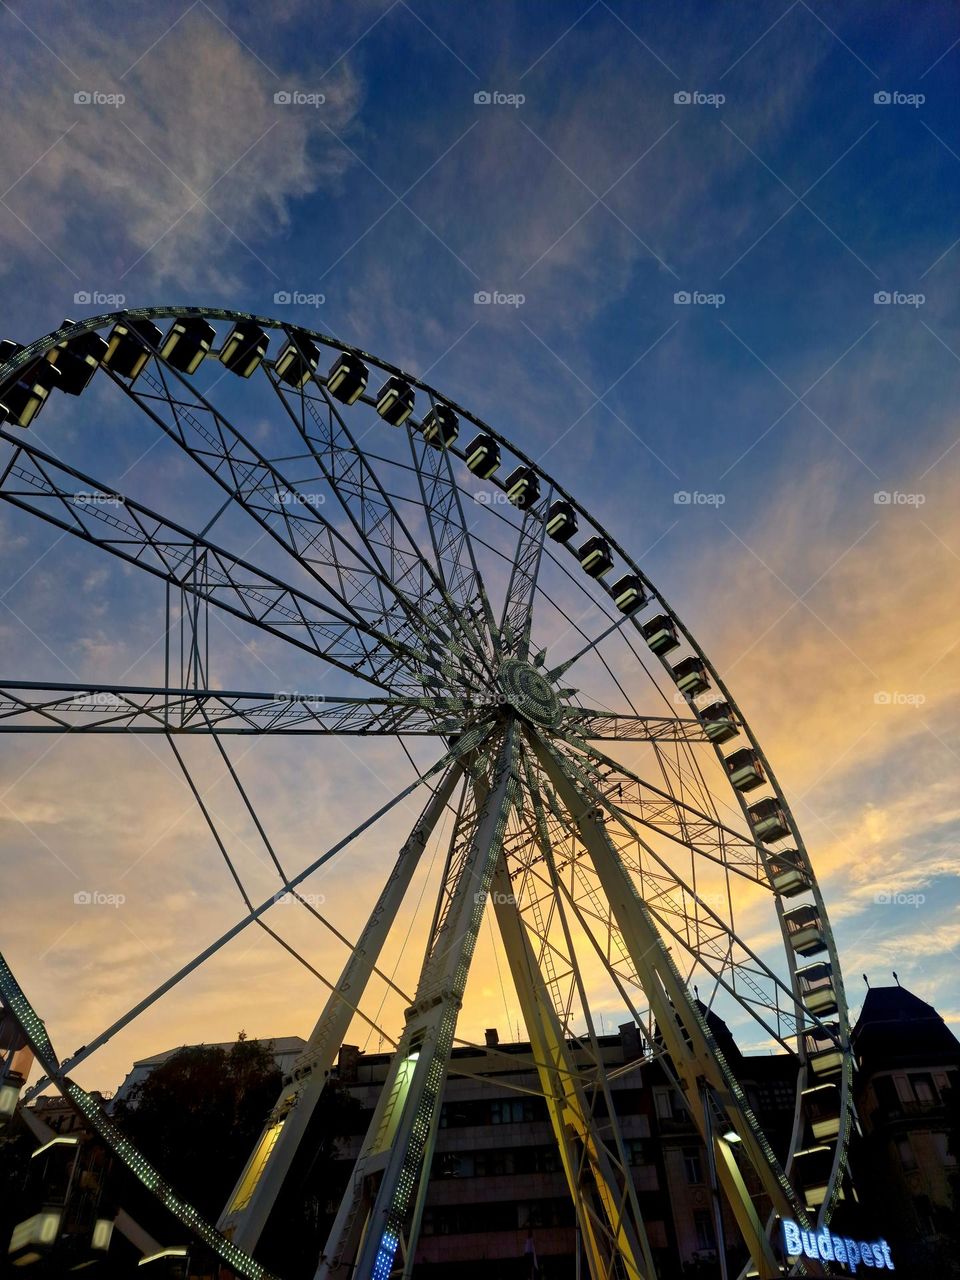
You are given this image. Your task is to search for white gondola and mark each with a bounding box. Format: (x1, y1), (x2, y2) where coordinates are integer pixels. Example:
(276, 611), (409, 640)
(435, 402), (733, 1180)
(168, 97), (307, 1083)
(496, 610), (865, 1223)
(327, 351), (368, 404)
(465, 433), (500, 478)
(376, 376), (415, 426)
(45, 321), (107, 396)
(641, 613), (679, 655)
(420, 403), (458, 447)
(783, 903), (827, 956)
(748, 797), (791, 843)
(578, 535), (613, 578)
(793, 1144), (842, 1208)
(103, 318), (162, 383)
(767, 849), (808, 897)
(803, 1023), (844, 1076)
(275, 333), (319, 389)
(610, 574), (645, 614)
(698, 699), (738, 744)
(723, 747), (765, 792)
(505, 466), (540, 510)
(796, 961), (838, 1015)
(219, 321), (269, 378)
(0, 345), (61, 427)
(801, 1082), (841, 1142)
(672, 656), (709, 696)
(160, 317), (215, 375)
(545, 499), (577, 542)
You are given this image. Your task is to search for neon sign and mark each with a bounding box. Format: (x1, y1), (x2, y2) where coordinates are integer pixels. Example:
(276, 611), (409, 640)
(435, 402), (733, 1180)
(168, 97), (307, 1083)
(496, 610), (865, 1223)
(782, 1220), (895, 1272)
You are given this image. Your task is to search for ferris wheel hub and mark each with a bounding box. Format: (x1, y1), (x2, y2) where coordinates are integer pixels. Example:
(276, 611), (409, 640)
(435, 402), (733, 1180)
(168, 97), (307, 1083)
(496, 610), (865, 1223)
(496, 658), (560, 727)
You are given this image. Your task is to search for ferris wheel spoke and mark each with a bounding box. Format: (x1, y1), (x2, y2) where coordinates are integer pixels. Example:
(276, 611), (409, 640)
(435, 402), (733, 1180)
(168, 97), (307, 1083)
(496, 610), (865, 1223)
(406, 412), (503, 661)
(20, 731), (492, 1105)
(561, 707), (709, 743)
(317, 723), (519, 1280)
(269, 362), (491, 679)
(115, 355), (455, 690)
(528, 730), (810, 1275)
(0, 431), (436, 692)
(0, 681), (451, 735)
(497, 488), (551, 659)
(559, 737), (768, 882)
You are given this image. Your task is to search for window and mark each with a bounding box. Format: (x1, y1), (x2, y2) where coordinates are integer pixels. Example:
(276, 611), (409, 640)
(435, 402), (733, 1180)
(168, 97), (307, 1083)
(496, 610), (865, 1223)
(655, 1089), (674, 1120)
(912, 1075), (936, 1104)
(933, 1133), (957, 1166)
(683, 1148), (704, 1185)
(694, 1209), (716, 1251)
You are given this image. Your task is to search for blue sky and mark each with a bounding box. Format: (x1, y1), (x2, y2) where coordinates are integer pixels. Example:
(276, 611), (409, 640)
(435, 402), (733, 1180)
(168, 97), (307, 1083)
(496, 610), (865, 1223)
(1, 0), (959, 1092)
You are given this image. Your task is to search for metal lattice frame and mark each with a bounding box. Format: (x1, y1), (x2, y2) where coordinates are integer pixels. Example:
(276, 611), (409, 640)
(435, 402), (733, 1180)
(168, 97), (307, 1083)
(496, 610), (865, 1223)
(0, 309), (852, 1280)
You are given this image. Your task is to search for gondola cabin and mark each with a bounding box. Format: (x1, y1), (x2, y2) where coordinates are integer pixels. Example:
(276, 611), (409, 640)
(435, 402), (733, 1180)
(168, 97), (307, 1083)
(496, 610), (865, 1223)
(801, 1083), (841, 1142)
(783, 904), (827, 956)
(465, 433), (500, 478)
(672, 656), (709, 697)
(578, 536), (613, 578)
(611, 574), (645, 614)
(796, 961), (838, 1015)
(327, 352), (368, 405)
(767, 850), (808, 897)
(103, 317), (162, 383)
(545, 500), (577, 542)
(641, 614), (679, 655)
(698, 700), (738, 743)
(160, 317), (215, 375)
(421, 404), (458, 447)
(45, 323), (108, 396)
(723, 747), (765, 792)
(803, 1023), (844, 1077)
(376, 376), (415, 426)
(793, 1144), (841, 1209)
(747, 797), (791, 844)
(219, 321), (269, 377)
(275, 333), (319, 389)
(505, 466), (540, 510)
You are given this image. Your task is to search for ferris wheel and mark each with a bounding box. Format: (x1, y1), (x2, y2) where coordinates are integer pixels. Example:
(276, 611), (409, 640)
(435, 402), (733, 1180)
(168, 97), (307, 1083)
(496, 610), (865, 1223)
(0, 308), (852, 1280)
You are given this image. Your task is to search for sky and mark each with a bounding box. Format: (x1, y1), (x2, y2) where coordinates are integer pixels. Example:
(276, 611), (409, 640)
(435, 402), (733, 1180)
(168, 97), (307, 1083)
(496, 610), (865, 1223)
(0, 0), (959, 1099)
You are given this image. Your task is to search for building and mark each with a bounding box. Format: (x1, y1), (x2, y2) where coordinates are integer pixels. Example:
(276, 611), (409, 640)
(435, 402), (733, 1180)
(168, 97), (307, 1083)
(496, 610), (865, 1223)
(851, 981), (960, 1277)
(327, 1010), (799, 1279)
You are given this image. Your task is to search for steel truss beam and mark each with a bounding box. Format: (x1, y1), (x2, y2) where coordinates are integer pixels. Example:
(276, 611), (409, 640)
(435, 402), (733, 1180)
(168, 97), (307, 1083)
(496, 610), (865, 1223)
(315, 724), (518, 1280)
(489, 812), (654, 1279)
(0, 682), (451, 736)
(529, 730), (818, 1280)
(219, 762), (464, 1252)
